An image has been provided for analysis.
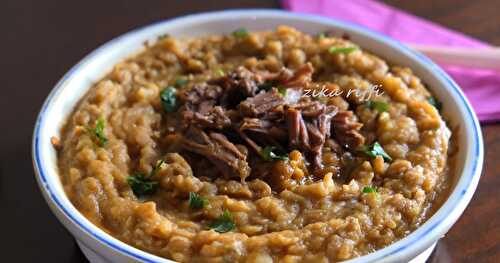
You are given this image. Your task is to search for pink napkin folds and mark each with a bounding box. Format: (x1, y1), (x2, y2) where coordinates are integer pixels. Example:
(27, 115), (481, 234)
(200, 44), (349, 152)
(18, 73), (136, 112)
(283, 0), (500, 123)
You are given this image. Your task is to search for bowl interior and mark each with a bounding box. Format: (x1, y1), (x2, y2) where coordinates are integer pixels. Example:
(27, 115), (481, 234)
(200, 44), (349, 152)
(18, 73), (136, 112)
(33, 10), (483, 263)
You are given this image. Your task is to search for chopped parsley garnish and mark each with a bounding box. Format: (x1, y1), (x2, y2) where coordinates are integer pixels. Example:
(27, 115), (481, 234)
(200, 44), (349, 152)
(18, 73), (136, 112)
(362, 186), (377, 193)
(174, 78), (188, 87)
(209, 210), (235, 233)
(427, 96), (442, 111)
(232, 28), (249, 38)
(127, 173), (159, 196)
(366, 100), (389, 112)
(216, 68), (225, 77)
(260, 146), (289, 161)
(160, 86), (177, 113)
(189, 192), (209, 209)
(85, 116), (108, 147)
(360, 142), (392, 162)
(277, 86), (287, 97)
(127, 160), (164, 197)
(328, 46), (357, 54)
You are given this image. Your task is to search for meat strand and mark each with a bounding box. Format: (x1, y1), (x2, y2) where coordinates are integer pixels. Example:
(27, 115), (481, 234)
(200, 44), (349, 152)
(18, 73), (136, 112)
(210, 66), (264, 107)
(239, 89), (284, 117)
(181, 127), (250, 181)
(332, 111), (365, 150)
(286, 107), (310, 150)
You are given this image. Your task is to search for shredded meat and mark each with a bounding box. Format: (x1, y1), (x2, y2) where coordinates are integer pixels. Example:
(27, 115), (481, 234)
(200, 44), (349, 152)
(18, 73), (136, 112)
(240, 118), (273, 132)
(305, 105), (337, 169)
(181, 83), (223, 106)
(286, 107), (310, 151)
(332, 111), (365, 150)
(238, 117), (288, 155)
(181, 127), (250, 181)
(294, 99), (326, 118)
(286, 102), (338, 169)
(179, 83), (229, 129)
(239, 89), (284, 117)
(211, 66), (264, 107)
(170, 63), (366, 183)
(187, 106), (231, 129)
(236, 128), (262, 155)
(240, 118), (287, 141)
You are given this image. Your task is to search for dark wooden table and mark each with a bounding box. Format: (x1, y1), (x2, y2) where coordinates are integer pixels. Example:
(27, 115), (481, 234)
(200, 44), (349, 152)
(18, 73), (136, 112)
(1, 0), (497, 262)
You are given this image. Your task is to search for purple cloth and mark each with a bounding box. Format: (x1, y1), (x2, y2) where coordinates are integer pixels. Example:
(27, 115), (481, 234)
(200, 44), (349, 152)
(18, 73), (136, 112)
(283, 0), (500, 123)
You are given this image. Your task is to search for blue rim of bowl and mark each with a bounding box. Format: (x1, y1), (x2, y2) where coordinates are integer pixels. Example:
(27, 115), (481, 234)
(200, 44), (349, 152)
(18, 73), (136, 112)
(32, 9), (483, 263)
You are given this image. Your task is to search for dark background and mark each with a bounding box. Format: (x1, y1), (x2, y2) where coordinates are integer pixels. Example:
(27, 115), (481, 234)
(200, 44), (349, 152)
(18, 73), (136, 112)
(1, 0), (498, 262)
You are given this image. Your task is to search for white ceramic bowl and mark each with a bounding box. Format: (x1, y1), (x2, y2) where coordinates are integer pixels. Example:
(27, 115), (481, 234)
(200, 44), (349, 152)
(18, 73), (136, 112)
(32, 10), (483, 263)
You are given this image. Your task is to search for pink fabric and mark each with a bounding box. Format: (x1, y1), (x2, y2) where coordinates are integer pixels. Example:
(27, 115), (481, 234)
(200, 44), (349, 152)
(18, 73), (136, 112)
(283, 0), (500, 123)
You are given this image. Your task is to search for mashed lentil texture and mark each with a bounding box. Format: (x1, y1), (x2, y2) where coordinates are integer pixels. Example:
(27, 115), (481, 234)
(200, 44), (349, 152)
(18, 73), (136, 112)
(57, 26), (452, 262)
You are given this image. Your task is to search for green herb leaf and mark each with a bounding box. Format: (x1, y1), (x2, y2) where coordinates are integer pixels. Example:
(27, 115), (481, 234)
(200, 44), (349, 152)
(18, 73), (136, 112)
(94, 117), (107, 146)
(277, 86), (287, 97)
(362, 186), (377, 193)
(427, 97), (442, 111)
(160, 87), (177, 113)
(127, 160), (164, 197)
(209, 210), (235, 233)
(260, 146), (289, 161)
(317, 32), (326, 40)
(85, 117), (108, 147)
(360, 142), (392, 162)
(328, 46), (357, 54)
(215, 69), (225, 77)
(127, 173), (159, 196)
(175, 78), (188, 87)
(188, 192), (209, 209)
(366, 100), (389, 112)
(232, 28), (249, 38)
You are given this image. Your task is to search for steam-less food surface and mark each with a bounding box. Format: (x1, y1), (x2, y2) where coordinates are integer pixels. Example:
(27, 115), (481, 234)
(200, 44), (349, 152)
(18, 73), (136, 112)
(56, 26), (452, 262)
